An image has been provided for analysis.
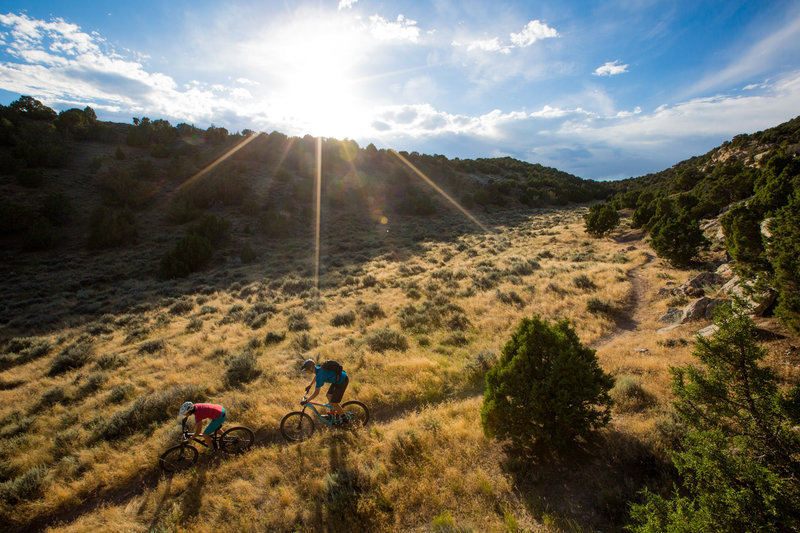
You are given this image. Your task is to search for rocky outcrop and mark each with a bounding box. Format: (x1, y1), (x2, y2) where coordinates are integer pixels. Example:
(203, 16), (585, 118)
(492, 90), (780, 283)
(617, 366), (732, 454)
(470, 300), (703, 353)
(719, 276), (777, 317)
(681, 297), (731, 322)
(658, 307), (683, 323)
(658, 272), (726, 298)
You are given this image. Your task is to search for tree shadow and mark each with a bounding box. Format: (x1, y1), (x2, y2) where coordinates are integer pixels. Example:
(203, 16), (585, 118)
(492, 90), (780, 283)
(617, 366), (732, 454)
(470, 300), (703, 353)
(502, 429), (675, 532)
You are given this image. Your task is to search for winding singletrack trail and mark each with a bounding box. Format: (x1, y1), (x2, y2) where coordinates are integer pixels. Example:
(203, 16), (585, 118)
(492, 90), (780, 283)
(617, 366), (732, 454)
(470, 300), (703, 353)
(590, 250), (656, 350)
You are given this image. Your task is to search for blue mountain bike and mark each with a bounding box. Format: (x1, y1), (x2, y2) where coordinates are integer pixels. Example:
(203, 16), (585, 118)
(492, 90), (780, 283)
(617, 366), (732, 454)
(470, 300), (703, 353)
(280, 396), (369, 442)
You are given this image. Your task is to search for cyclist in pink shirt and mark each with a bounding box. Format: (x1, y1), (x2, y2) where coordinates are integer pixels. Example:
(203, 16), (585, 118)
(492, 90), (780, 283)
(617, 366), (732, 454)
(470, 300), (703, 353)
(179, 402), (226, 451)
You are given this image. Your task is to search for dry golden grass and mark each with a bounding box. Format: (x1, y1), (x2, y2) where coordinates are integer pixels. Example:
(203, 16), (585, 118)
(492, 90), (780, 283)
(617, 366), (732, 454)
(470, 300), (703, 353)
(3, 205), (793, 532)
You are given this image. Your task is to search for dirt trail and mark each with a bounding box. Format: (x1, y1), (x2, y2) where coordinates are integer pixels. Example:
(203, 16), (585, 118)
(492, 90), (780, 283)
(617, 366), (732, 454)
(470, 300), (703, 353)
(590, 251), (656, 350)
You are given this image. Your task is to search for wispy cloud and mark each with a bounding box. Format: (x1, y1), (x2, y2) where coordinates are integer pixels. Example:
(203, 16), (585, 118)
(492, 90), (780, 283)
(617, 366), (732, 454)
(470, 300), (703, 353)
(338, 0), (357, 10)
(593, 60), (628, 76)
(688, 9), (800, 95)
(451, 37), (511, 54)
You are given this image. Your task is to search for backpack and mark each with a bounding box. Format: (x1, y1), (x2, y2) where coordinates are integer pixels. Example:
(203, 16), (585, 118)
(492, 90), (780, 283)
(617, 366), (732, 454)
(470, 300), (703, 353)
(320, 360), (343, 381)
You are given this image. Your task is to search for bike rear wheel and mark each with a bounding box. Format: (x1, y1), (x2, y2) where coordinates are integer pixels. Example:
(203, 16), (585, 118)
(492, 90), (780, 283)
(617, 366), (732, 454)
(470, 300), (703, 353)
(280, 411), (314, 442)
(159, 444), (198, 473)
(341, 401), (370, 428)
(219, 426), (255, 454)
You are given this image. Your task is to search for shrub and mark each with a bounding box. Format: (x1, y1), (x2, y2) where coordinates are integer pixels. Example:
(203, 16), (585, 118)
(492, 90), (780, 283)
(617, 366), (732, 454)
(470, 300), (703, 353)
(610, 376), (654, 413)
(87, 206), (137, 249)
(240, 242), (258, 263)
(107, 384), (134, 404)
(188, 214), (231, 248)
(366, 329), (408, 352)
(138, 339), (166, 354)
(496, 290), (525, 307)
(158, 234), (214, 279)
(331, 311), (356, 327)
(650, 215), (709, 268)
(169, 297), (195, 315)
(224, 350), (261, 388)
(358, 302), (385, 321)
(287, 311), (311, 332)
(584, 202), (620, 237)
(0, 466), (48, 504)
(481, 316), (614, 451)
(264, 331), (286, 345)
(586, 297), (616, 315)
(48, 342), (94, 376)
(96, 384), (201, 440)
(572, 274), (596, 291)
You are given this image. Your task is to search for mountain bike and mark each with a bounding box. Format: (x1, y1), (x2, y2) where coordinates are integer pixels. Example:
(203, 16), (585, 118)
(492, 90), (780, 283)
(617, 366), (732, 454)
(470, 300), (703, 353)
(159, 417), (255, 473)
(280, 396), (369, 442)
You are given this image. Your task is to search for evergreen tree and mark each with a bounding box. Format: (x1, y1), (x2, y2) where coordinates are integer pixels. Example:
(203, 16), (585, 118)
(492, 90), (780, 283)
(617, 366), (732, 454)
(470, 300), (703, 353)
(649, 215), (708, 268)
(481, 316), (614, 451)
(584, 202), (620, 237)
(629, 304), (800, 532)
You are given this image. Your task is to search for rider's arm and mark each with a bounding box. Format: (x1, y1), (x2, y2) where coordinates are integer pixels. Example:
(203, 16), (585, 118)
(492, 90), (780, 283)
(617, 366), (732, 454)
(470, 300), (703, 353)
(306, 386), (322, 401)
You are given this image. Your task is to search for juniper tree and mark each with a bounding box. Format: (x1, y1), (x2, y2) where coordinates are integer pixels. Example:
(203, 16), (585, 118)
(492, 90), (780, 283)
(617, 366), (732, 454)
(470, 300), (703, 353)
(481, 316), (614, 452)
(629, 304), (800, 532)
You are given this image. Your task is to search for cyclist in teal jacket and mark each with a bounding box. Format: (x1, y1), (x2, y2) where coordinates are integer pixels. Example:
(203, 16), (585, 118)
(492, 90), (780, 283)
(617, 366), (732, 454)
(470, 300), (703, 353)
(301, 359), (348, 422)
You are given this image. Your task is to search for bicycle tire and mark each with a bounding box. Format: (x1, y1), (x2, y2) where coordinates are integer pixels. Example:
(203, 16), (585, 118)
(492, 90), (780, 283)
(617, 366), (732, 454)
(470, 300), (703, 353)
(159, 444), (198, 473)
(341, 401), (370, 428)
(219, 426), (255, 454)
(280, 411), (315, 442)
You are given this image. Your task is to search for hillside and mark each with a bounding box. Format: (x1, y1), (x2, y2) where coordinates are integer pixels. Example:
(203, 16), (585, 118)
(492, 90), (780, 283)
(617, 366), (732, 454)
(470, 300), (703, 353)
(0, 98), (798, 532)
(0, 98), (614, 336)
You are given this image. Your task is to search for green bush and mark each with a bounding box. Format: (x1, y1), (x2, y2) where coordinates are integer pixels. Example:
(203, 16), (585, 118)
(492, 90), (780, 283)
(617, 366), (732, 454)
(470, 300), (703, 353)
(97, 384), (201, 440)
(48, 342), (94, 376)
(331, 311), (356, 327)
(768, 191), (800, 333)
(481, 316), (614, 451)
(187, 214), (231, 248)
(366, 328), (408, 352)
(264, 331), (286, 345)
(650, 215), (709, 268)
(0, 466), (48, 504)
(610, 375), (654, 413)
(39, 193), (74, 226)
(158, 234), (214, 279)
(87, 206), (137, 249)
(224, 350), (261, 388)
(584, 202), (620, 237)
(287, 311), (311, 332)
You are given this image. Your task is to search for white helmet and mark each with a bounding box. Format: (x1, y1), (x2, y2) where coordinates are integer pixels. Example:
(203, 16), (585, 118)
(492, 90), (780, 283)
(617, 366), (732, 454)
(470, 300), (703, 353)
(179, 401), (194, 417)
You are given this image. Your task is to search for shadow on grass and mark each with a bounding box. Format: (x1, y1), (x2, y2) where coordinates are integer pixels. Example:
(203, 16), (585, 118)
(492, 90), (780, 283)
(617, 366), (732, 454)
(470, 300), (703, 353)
(502, 429), (675, 532)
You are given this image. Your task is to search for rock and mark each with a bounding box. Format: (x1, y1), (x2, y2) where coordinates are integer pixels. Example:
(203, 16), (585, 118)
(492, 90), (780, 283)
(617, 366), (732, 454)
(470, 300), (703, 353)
(697, 324), (719, 337)
(658, 307), (683, 323)
(658, 324), (682, 334)
(681, 297), (731, 323)
(633, 348), (650, 354)
(715, 263), (735, 280)
(719, 276), (777, 317)
(761, 218), (773, 238)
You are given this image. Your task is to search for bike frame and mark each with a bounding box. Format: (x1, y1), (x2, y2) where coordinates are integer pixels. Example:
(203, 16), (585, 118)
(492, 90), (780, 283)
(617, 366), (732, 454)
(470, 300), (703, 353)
(181, 417), (223, 448)
(302, 400), (351, 426)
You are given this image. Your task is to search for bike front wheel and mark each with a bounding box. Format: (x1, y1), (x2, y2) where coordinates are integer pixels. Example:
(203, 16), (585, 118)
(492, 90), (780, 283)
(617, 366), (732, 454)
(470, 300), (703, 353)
(341, 401), (370, 428)
(159, 444), (198, 473)
(219, 426), (255, 454)
(280, 411), (315, 442)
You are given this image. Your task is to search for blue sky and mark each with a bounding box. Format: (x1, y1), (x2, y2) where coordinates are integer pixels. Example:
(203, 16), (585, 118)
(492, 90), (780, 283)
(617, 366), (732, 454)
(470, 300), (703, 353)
(1, 1), (799, 180)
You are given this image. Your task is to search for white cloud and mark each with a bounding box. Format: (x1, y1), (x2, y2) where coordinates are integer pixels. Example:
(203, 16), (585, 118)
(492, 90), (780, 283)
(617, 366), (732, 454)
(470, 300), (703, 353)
(452, 37), (511, 54)
(368, 14), (420, 42)
(593, 60), (628, 76)
(338, 0), (357, 10)
(509, 20), (558, 47)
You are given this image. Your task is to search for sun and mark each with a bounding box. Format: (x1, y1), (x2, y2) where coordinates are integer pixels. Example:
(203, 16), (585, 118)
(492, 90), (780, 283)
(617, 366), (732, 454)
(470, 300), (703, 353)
(250, 14), (371, 138)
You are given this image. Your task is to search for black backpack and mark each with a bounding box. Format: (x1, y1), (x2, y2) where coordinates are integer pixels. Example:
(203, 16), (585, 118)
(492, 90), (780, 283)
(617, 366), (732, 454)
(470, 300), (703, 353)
(320, 360), (343, 381)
